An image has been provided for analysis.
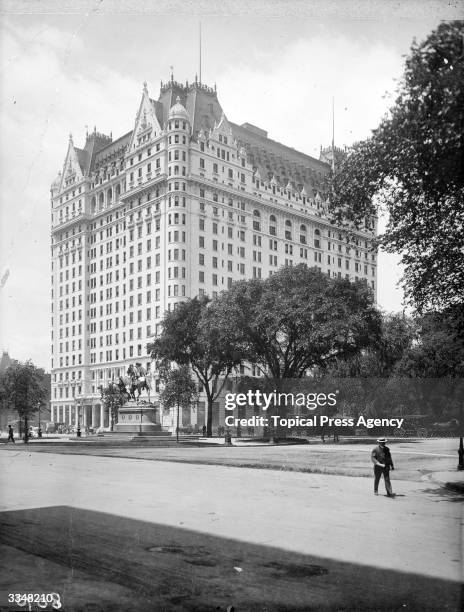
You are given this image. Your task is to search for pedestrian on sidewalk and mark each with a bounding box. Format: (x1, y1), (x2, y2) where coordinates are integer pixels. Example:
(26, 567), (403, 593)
(371, 437), (395, 497)
(7, 425), (15, 444)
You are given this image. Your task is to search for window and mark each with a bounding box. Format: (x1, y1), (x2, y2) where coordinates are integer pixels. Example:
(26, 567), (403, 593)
(269, 214), (277, 236)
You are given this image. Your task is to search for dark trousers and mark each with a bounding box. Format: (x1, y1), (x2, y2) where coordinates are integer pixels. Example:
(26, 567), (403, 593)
(7, 435), (15, 443)
(374, 465), (393, 495)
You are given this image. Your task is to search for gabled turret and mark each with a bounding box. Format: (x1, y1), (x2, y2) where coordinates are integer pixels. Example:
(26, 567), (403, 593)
(57, 133), (85, 192)
(128, 82), (163, 152)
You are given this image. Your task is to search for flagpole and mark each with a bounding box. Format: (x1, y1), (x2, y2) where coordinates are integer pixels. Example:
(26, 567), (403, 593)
(332, 96), (335, 173)
(199, 22), (202, 84)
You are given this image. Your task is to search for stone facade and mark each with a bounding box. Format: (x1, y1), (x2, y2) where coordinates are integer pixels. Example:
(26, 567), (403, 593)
(49, 77), (377, 430)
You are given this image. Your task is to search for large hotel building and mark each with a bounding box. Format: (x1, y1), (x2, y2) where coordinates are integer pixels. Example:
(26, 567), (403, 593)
(50, 77), (377, 431)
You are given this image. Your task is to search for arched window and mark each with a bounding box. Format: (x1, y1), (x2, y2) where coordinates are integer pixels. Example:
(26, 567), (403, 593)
(115, 184), (121, 198)
(285, 219), (292, 241)
(107, 188), (112, 205)
(314, 228), (321, 249)
(253, 210), (261, 231)
(91, 196), (96, 214)
(98, 192), (104, 209)
(269, 214), (277, 236)
(300, 224), (307, 244)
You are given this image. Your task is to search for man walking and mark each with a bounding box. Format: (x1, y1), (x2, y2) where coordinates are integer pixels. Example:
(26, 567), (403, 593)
(7, 425), (15, 443)
(371, 437), (395, 497)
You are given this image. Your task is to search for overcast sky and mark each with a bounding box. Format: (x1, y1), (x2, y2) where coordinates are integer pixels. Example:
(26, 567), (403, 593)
(0, 0), (460, 369)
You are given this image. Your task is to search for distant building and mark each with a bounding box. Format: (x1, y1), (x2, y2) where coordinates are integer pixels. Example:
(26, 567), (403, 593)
(50, 77), (377, 431)
(0, 350), (12, 372)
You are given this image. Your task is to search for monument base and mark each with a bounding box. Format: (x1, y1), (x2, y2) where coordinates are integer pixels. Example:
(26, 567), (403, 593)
(114, 401), (164, 434)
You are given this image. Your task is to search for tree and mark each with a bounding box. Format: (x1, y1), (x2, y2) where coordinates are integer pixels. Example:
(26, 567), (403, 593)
(324, 313), (415, 378)
(214, 264), (381, 378)
(212, 265), (380, 438)
(327, 21), (464, 312)
(0, 360), (48, 442)
(394, 305), (464, 378)
(148, 297), (244, 437)
(159, 365), (198, 442)
(99, 382), (127, 431)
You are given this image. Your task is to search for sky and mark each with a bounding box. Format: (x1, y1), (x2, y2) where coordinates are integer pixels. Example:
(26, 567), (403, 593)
(0, 0), (461, 370)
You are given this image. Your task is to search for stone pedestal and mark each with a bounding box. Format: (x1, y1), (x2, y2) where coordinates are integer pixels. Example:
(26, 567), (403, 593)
(114, 401), (162, 433)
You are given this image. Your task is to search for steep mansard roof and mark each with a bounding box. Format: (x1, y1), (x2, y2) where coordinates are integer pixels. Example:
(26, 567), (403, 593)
(92, 132), (132, 169)
(64, 81), (330, 193)
(230, 121), (329, 194)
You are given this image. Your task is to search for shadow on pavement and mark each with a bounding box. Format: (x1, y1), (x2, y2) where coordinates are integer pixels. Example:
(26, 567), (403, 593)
(422, 486), (464, 502)
(0, 506), (461, 612)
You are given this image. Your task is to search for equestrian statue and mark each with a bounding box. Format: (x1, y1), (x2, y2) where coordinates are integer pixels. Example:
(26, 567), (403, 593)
(126, 362), (151, 401)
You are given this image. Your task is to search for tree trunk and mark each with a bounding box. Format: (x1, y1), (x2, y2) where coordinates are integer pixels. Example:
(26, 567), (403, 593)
(268, 378), (287, 443)
(24, 414), (29, 444)
(176, 401), (180, 443)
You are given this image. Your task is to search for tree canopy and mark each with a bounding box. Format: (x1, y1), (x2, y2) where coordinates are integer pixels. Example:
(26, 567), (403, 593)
(0, 360), (48, 439)
(394, 305), (464, 377)
(159, 365), (198, 441)
(323, 312), (415, 378)
(99, 382), (127, 431)
(212, 264), (381, 379)
(328, 21), (464, 312)
(147, 296), (244, 436)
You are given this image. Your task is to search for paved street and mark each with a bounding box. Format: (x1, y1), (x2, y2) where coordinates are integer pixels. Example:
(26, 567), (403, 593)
(0, 451), (462, 611)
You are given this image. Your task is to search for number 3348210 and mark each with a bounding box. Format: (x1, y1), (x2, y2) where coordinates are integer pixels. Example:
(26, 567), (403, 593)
(8, 593), (62, 609)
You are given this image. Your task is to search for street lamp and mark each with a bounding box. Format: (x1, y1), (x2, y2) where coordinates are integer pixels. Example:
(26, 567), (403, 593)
(37, 402), (42, 438)
(75, 396), (82, 438)
(458, 403), (463, 471)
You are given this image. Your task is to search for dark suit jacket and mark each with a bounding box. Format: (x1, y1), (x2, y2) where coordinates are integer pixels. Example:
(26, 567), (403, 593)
(371, 445), (394, 469)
